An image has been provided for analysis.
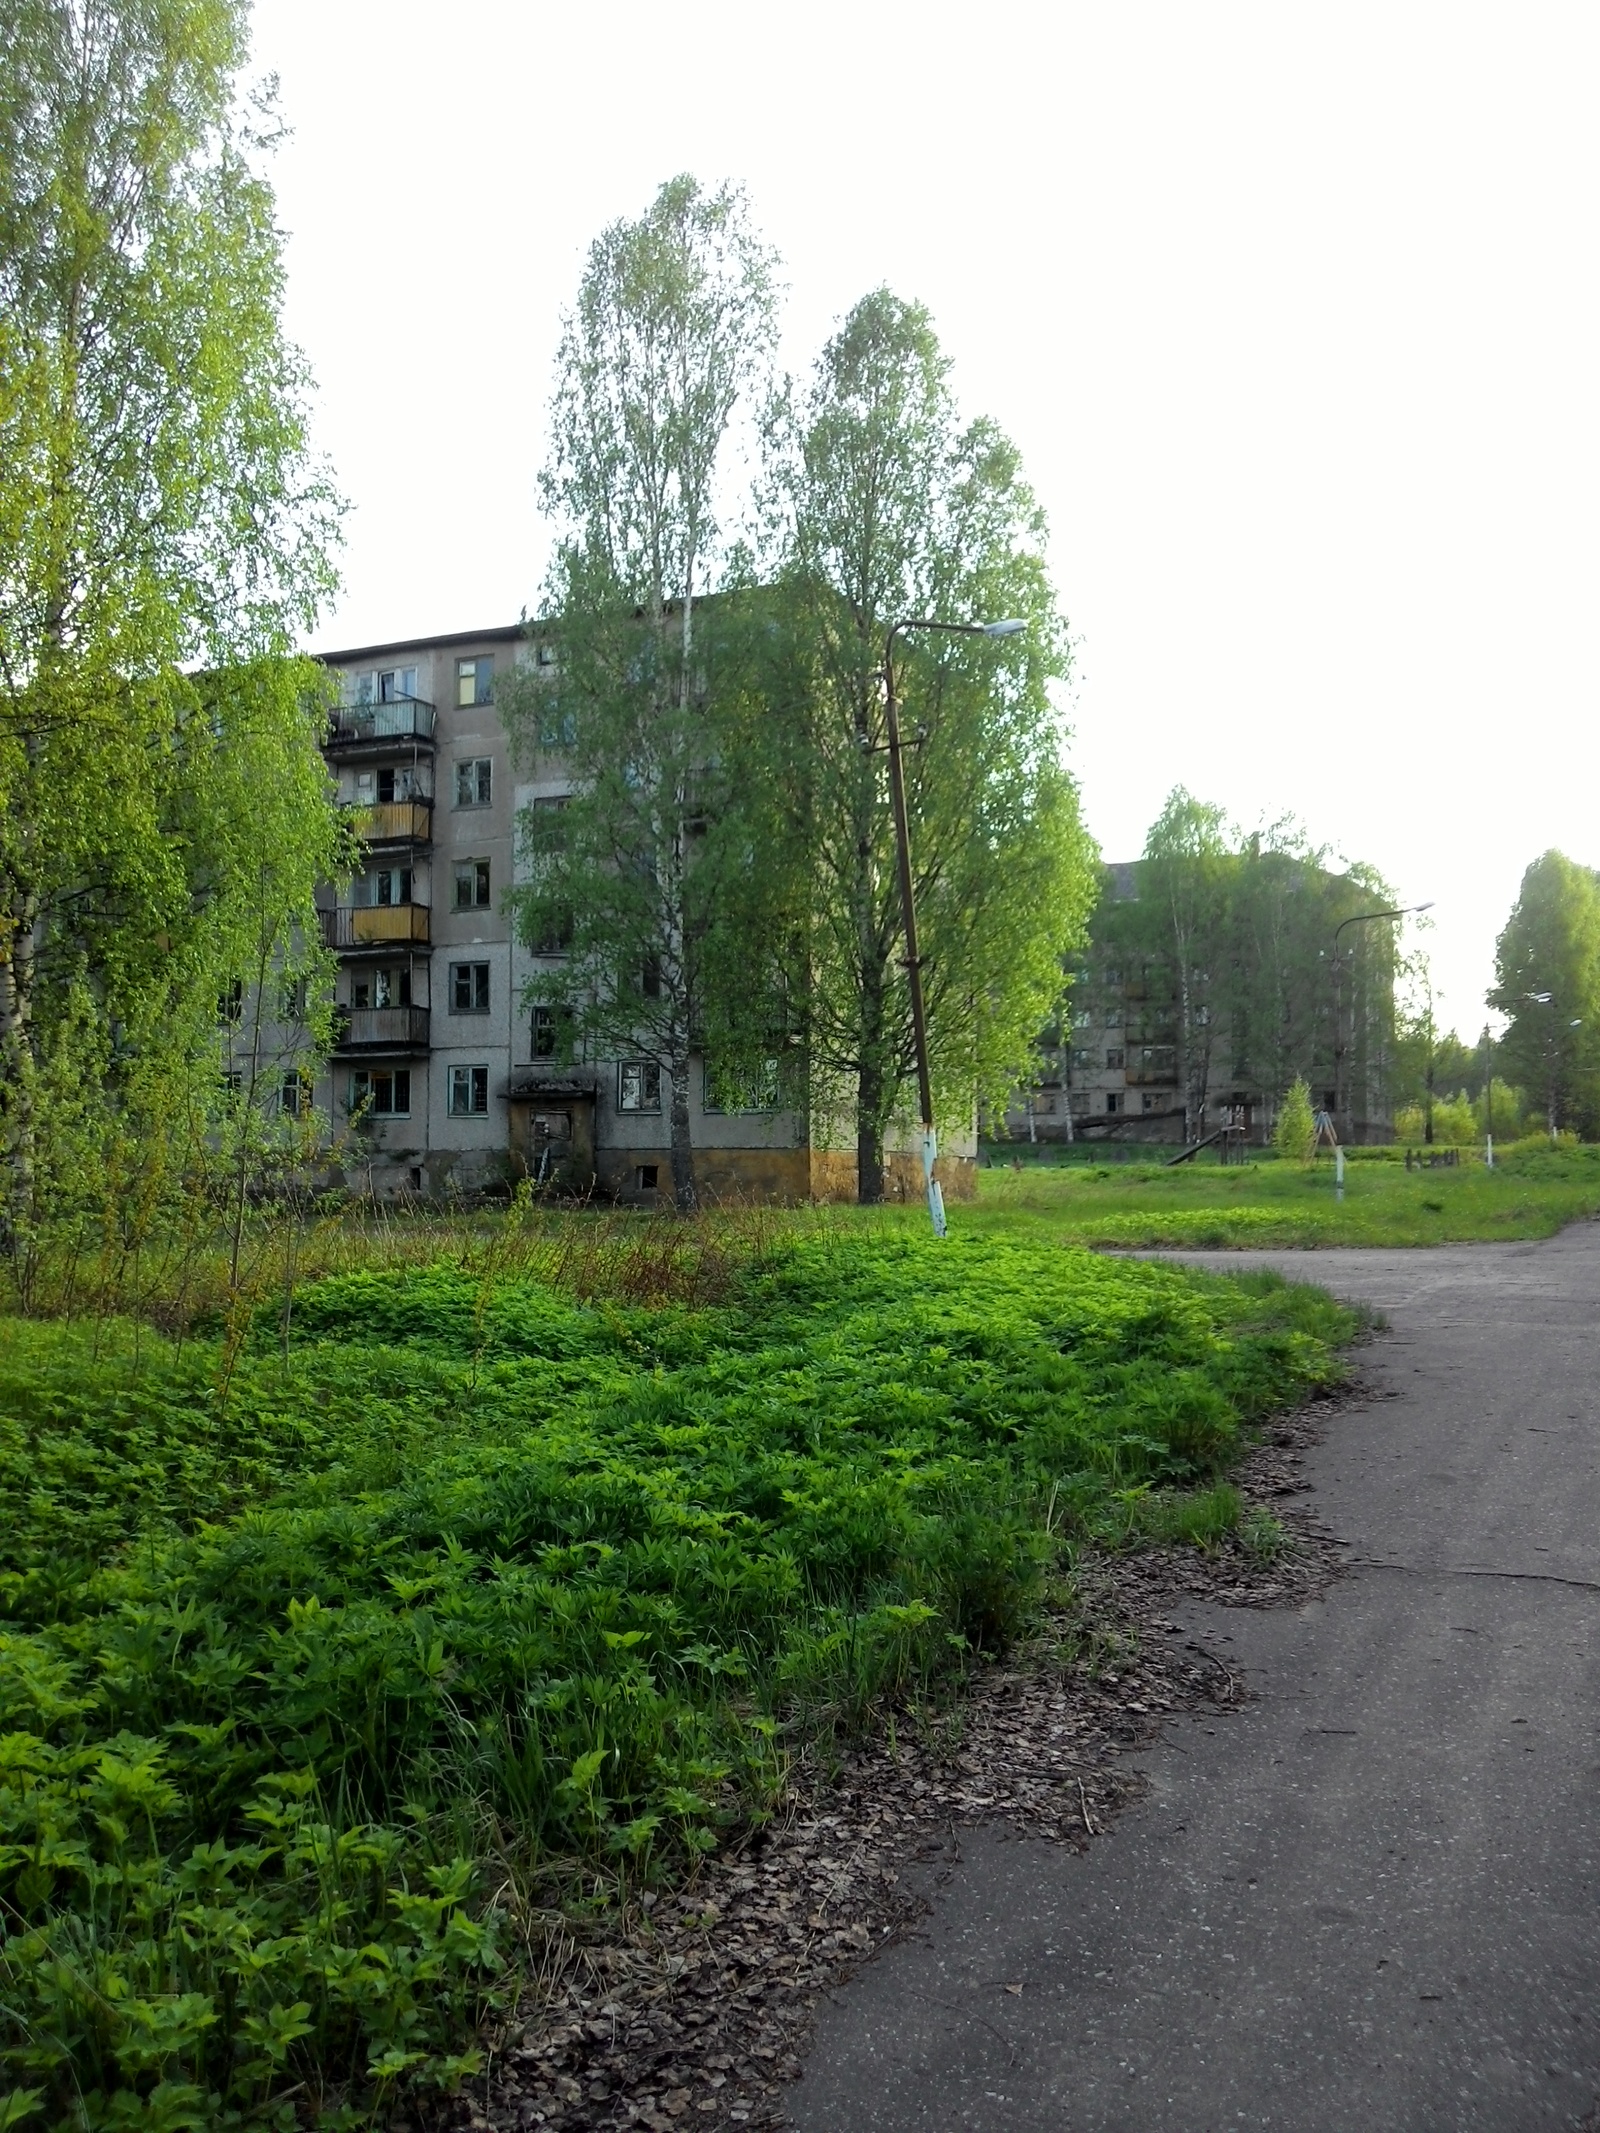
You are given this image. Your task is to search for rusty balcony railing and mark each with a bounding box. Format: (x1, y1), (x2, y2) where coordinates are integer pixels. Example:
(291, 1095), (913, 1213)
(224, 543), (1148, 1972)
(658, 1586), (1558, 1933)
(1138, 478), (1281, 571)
(325, 696), (436, 749)
(319, 903), (430, 949)
(346, 798), (433, 846)
(331, 1005), (431, 1052)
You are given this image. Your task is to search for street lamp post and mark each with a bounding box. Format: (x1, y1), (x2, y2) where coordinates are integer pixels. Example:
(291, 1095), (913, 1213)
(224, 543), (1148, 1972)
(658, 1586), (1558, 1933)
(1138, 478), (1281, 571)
(882, 615), (1026, 1237)
(1481, 1021), (1495, 1167)
(1332, 903), (1433, 1146)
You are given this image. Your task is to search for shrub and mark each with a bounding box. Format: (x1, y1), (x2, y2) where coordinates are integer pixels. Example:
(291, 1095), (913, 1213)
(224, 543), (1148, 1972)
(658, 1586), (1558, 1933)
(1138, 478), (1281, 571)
(0, 1236), (1352, 2125)
(1273, 1078), (1317, 1164)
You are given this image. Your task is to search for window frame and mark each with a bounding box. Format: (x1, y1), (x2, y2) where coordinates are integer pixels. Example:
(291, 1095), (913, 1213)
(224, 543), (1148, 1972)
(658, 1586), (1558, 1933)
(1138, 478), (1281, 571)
(448, 961), (491, 1014)
(350, 1068), (411, 1117)
(454, 756), (493, 808)
(618, 1060), (662, 1114)
(447, 1064), (491, 1117)
(453, 859), (491, 911)
(456, 656), (493, 708)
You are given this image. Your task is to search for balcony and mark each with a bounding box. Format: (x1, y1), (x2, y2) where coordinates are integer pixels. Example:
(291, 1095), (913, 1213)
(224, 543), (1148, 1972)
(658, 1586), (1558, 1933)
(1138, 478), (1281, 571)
(332, 1005), (431, 1053)
(347, 799), (433, 847)
(1125, 1047), (1177, 1086)
(325, 696), (436, 750)
(320, 902), (430, 949)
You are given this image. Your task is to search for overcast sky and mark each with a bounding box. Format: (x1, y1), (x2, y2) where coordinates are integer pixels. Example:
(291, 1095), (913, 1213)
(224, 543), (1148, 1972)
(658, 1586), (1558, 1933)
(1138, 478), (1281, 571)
(250, 0), (1599, 1043)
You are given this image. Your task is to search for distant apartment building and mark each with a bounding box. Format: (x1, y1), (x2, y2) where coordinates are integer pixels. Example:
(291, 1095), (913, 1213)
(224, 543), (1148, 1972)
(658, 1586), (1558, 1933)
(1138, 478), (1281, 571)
(1003, 859), (1397, 1148)
(296, 623), (972, 1201)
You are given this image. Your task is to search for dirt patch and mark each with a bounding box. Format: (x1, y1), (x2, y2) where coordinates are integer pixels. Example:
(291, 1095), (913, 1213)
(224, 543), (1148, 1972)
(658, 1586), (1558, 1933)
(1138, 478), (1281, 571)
(423, 1391), (1353, 2133)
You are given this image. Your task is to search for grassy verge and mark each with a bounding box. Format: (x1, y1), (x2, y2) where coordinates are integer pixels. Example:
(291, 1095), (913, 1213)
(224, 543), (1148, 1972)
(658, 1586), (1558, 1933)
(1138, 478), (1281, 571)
(0, 1232), (1354, 2127)
(961, 1141), (1600, 1248)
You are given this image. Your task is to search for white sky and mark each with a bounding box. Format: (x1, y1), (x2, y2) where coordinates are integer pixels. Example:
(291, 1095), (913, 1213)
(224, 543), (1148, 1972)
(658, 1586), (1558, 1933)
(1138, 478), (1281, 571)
(251, 0), (1599, 1042)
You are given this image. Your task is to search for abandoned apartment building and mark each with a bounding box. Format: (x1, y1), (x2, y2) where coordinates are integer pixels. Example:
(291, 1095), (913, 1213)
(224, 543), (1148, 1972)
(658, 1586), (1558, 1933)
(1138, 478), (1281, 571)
(1001, 862), (1397, 1149)
(275, 622), (973, 1202)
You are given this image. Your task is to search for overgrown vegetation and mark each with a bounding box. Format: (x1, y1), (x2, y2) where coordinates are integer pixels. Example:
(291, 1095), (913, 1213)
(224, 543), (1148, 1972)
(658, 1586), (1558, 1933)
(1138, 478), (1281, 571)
(0, 1228), (1351, 2126)
(968, 1140), (1600, 1247)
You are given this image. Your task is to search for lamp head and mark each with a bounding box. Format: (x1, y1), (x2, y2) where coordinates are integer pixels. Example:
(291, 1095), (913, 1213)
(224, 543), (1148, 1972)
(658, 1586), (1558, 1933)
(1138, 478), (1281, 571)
(981, 618), (1027, 638)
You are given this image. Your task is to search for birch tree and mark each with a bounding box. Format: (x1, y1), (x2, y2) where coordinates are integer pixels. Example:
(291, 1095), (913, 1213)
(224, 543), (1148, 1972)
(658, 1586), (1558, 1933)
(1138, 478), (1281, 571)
(0, 0), (344, 1256)
(505, 175), (779, 1209)
(766, 291), (1097, 1199)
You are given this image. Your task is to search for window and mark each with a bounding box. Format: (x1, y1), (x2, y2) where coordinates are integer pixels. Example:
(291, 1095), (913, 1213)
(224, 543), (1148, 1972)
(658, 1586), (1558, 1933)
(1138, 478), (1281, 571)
(635, 1164), (660, 1191)
(530, 904), (574, 955)
(537, 705), (578, 749)
(1070, 1047), (1094, 1070)
(453, 860), (491, 910)
(360, 866), (412, 907)
(1106, 1048), (1125, 1069)
(457, 656), (493, 708)
(529, 1004), (573, 1060)
(1072, 1008), (1093, 1028)
(535, 640), (558, 669)
(352, 966), (410, 1010)
(1069, 1092), (1090, 1117)
(450, 961), (490, 1013)
(349, 666), (418, 706)
(619, 1060), (661, 1112)
(454, 757), (492, 807)
(280, 1071), (308, 1116)
(638, 955), (661, 1000)
(1103, 1008), (1122, 1028)
(704, 1058), (781, 1114)
(1142, 1093), (1165, 1113)
(376, 765), (421, 803)
(350, 1068), (410, 1116)
(279, 977), (307, 1022)
(218, 978), (243, 1025)
(448, 1064), (490, 1116)
(1105, 1092), (1122, 1115)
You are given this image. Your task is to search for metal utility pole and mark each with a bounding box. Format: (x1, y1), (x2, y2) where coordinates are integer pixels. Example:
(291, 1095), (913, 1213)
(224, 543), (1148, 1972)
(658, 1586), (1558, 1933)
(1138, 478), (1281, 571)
(882, 616), (1026, 1236)
(1332, 902), (1432, 1144)
(1481, 1021), (1495, 1166)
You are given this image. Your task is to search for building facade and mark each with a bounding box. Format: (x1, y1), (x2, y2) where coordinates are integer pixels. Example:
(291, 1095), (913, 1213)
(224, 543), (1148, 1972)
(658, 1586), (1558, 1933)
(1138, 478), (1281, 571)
(296, 623), (972, 1202)
(1002, 859), (1397, 1148)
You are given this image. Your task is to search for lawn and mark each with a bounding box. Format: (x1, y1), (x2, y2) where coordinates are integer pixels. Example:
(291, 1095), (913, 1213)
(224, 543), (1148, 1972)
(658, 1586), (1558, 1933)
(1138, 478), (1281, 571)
(0, 1229), (1354, 2127)
(959, 1141), (1600, 1249)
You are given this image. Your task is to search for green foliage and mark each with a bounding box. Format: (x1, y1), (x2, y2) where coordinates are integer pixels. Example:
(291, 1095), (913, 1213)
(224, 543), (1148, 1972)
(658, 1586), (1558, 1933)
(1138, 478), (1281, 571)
(764, 290), (1099, 1195)
(1394, 1090), (1488, 1145)
(1488, 851), (1600, 1136)
(1475, 1077), (1526, 1141)
(0, 1235), (1345, 2122)
(502, 176), (780, 1210)
(0, 0), (345, 1273)
(1274, 1076), (1316, 1164)
(1085, 801), (1400, 1137)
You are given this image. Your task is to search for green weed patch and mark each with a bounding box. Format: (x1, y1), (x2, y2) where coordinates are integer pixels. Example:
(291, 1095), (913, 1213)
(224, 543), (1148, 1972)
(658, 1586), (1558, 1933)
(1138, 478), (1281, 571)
(0, 1235), (1352, 2126)
(965, 1142), (1600, 1248)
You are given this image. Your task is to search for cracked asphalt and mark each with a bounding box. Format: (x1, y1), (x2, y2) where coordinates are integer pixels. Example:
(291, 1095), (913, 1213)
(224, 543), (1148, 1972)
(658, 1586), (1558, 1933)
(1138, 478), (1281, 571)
(789, 1228), (1600, 2132)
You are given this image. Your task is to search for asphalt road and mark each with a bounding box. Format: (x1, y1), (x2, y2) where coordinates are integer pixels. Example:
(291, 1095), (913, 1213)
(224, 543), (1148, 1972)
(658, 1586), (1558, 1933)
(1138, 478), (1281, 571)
(790, 1229), (1600, 2132)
